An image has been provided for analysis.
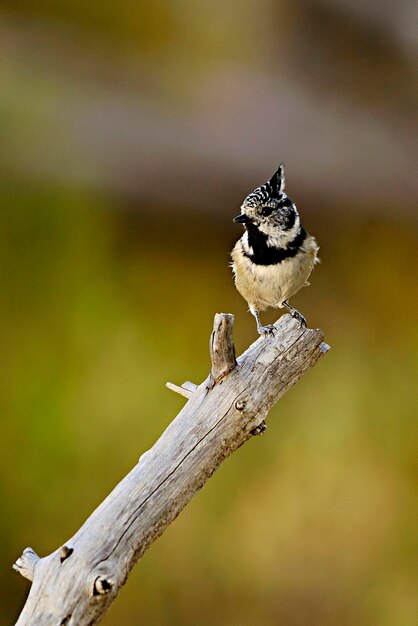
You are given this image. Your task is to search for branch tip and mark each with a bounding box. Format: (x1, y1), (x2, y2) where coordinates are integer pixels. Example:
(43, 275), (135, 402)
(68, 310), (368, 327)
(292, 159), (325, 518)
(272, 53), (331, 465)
(166, 382), (194, 399)
(181, 381), (198, 392)
(13, 547), (40, 581)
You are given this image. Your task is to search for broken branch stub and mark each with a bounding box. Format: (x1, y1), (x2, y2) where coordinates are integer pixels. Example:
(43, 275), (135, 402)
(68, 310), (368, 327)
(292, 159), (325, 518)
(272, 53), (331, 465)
(209, 312), (236, 383)
(12, 548), (40, 582)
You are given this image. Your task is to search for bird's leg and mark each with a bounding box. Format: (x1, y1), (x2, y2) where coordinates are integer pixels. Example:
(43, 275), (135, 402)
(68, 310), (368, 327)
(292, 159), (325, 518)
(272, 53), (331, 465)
(250, 306), (275, 336)
(282, 301), (307, 327)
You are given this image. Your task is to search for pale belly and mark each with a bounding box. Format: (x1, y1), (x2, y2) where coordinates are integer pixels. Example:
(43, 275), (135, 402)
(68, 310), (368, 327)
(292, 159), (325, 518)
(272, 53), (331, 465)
(231, 235), (318, 311)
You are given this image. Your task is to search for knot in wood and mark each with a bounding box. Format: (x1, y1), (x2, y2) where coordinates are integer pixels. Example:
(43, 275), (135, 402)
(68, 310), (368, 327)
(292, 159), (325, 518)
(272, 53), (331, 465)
(59, 545), (73, 563)
(251, 421), (267, 436)
(235, 398), (248, 411)
(93, 576), (113, 596)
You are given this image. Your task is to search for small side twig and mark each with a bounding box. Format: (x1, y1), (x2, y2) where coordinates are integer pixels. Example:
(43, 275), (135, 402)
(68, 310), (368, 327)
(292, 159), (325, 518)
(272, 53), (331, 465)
(166, 381), (198, 399)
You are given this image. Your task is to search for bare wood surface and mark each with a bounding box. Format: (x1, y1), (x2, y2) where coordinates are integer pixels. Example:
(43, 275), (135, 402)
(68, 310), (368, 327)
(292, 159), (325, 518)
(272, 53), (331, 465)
(14, 313), (329, 625)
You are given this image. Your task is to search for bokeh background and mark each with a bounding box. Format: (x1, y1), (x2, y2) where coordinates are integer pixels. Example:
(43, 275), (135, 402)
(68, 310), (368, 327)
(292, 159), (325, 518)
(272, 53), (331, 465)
(1, 1), (417, 624)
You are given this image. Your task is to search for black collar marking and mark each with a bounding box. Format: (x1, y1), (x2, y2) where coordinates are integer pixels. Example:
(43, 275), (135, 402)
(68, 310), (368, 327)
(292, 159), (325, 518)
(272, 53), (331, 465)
(243, 224), (307, 265)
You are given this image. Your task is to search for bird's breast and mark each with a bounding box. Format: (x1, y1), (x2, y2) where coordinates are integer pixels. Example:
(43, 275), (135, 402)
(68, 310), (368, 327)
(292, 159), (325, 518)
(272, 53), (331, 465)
(231, 235), (318, 310)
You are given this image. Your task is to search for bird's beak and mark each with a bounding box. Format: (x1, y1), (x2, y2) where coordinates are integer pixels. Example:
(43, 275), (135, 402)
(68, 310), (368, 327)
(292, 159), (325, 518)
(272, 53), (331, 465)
(233, 214), (250, 224)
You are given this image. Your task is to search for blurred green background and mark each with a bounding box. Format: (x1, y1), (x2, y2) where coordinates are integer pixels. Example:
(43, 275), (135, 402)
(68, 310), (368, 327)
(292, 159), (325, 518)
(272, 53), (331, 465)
(1, 2), (417, 625)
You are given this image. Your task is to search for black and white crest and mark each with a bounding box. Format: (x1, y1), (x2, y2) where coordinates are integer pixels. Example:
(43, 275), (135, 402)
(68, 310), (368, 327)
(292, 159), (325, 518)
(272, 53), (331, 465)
(234, 163), (305, 257)
(243, 164), (286, 209)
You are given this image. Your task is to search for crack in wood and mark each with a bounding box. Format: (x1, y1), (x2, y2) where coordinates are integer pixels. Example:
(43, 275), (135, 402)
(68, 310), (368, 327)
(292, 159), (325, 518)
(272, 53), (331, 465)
(92, 393), (242, 568)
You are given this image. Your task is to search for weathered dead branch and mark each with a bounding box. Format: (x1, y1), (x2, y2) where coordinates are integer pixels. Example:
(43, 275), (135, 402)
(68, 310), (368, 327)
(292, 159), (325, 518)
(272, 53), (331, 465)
(14, 313), (329, 625)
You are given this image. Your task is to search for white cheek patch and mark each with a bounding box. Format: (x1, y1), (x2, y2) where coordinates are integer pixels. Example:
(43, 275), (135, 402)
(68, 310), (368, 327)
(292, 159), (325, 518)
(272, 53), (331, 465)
(240, 231), (253, 256)
(258, 221), (279, 237)
(284, 213), (300, 240)
(259, 213), (301, 248)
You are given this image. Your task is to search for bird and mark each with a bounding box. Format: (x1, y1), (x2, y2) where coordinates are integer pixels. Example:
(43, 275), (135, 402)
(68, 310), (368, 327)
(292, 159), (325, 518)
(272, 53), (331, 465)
(231, 164), (319, 335)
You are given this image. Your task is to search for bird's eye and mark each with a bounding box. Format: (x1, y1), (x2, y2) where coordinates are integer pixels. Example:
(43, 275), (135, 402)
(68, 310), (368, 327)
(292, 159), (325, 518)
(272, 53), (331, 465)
(260, 206), (274, 217)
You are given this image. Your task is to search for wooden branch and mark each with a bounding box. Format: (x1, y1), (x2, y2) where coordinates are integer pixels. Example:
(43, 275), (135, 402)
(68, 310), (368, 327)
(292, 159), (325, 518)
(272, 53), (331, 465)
(13, 313), (329, 625)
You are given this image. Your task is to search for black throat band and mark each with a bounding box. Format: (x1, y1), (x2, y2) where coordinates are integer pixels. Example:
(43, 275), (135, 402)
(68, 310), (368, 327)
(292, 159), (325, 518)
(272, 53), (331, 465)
(243, 224), (307, 265)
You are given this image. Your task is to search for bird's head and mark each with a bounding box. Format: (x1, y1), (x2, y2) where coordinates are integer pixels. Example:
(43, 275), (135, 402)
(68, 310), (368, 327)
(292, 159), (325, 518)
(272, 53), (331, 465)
(233, 165), (298, 237)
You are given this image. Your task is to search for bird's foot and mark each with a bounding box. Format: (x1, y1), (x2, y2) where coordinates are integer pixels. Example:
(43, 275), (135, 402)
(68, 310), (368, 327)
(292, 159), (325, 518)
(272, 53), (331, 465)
(291, 309), (307, 328)
(251, 308), (275, 337)
(257, 323), (276, 337)
(282, 301), (307, 328)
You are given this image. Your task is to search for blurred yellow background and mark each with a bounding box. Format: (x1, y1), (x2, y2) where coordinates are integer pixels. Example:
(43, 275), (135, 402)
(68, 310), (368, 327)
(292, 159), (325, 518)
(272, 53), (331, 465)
(1, 2), (417, 624)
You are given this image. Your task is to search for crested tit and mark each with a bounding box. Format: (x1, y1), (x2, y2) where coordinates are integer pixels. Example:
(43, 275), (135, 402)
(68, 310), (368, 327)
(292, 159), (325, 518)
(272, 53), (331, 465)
(231, 165), (319, 335)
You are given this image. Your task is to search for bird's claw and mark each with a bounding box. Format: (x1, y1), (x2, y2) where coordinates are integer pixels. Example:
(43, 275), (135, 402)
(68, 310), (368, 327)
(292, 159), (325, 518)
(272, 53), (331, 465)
(257, 324), (276, 337)
(291, 310), (307, 327)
